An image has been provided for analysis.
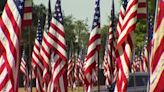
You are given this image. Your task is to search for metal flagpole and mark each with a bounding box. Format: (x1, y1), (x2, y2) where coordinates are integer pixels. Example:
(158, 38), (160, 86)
(97, 50), (100, 92)
(28, 26), (33, 92)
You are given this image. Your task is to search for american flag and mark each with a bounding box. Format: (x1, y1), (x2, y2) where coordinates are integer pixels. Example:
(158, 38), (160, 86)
(149, 0), (164, 91)
(67, 58), (74, 88)
(74, 59), (79, 82)
(77, 50), (85, 85)
(131, 56), (142, 72)
(114, 0), (137, 91)
(20, 48), (29, 90)
(137, 0), (147, 19)
(40, 0), (52, 91)
(104, 0), (117, 86)
(32, 18), (44, 92)
(103, 44), (112, 86)
(0, 0), (25, 91)
(141, 45), (148, 72)
(23, 0), (32, 26)
(84, 0), (101, 91)
(45, 0), (67, 91)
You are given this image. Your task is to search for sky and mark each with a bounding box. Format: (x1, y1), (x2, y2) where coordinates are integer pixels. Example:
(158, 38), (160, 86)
(33, 0), (121, 27)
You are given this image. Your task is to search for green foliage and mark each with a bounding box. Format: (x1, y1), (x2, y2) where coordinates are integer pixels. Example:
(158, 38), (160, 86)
(134, 20), (147, 51)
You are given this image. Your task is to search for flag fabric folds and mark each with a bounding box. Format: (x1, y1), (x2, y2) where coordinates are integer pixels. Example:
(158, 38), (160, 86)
(103, 0), (117, 86)
(23, 0), (32, 26)
(142, 45), (148, 72)
(32, 18), (44, 92)
(84, 0), (101, 91)
(40, 0), (52, 91)
(114, 0), (137, 91)
(149, 0), (164, 91)
(137, 0), (147, 19)
(20, 48), (29, 90)
(103, 44), (112, 86)
(67, 58), (74, 88)
(77, 50), (85, 85)
(0, 0), (25, 91)
(44, 0), (67, 91)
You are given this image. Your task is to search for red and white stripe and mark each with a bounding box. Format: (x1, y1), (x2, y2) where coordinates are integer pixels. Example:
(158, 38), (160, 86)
(77, 58), (85, 84)
(142, 46), (148, 72)
(103, 21), (117, 85)
(74, 61), (79, 81)
(20, 52), (29, 90)
(23, 0), (32, 26)
(116, 4), (126, 36)
(32, 43), (43, 92)
(103, 52), (112, 85)
(20, 56), (27, 76)
(116, 0), (138, 49)
(149, 0), (164, 91)
(84, 26), (101, 90)
(137, 0), (147, 19)
(46, 17), (67, 92)
(0, 0), (24, 91)
(35, 68), (43, 92)
(32, 38), (44, 71)
(131, 57), (141, 72)
(114, 0), (138, 92)
(31, 28), (44, 92)
(67, 58), (74, 87)
(40, 28), (51, 92)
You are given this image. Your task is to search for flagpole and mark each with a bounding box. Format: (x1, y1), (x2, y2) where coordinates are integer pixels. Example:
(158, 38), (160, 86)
(28, 26), (33, 92)
(97, 50), (100, 92)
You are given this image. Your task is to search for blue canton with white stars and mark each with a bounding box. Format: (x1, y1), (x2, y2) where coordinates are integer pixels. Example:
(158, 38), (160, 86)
(54, 0), (63, 24)
(148, 16), (154, 41)
(91, 0), (100, 30)
(14, 0), (25, 18)
(36, 18), (42, 44)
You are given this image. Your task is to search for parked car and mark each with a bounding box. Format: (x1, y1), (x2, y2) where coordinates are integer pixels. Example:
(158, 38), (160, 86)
(94, 72), (148, 92)
(127, 72), (148, 92)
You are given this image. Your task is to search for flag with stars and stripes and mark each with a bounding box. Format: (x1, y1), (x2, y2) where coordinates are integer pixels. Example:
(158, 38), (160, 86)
(40, 0), (52, 91)
(103, 42), (113, 86)
(20, 48), (29, 91)
(31, 18), (44, 92)
(114, 0), (137, 91)
(44, 0), (67, 91)
(149, 0), (164, 91)
(0, 0), (25, 91)
(84, 0), (101, 91)
(141, 45), (148, 72)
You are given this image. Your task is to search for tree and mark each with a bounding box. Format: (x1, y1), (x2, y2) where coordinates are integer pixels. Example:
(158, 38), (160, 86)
(74, 20), (89, 54)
